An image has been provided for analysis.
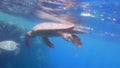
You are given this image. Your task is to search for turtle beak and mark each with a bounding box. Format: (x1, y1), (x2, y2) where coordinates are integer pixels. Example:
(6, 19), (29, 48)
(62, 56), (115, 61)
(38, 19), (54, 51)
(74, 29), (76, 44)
(25, 34), (31, 48)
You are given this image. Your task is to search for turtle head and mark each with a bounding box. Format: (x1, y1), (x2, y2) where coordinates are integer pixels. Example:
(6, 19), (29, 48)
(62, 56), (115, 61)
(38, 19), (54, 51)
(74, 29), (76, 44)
(62, 33), (82, 48)
(62, 33), (73, 42)
(25, 31), (33, 48)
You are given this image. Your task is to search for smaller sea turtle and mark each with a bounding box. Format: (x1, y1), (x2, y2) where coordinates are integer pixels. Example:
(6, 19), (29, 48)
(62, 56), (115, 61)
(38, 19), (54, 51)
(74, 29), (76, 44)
(25, 22), (87, 48)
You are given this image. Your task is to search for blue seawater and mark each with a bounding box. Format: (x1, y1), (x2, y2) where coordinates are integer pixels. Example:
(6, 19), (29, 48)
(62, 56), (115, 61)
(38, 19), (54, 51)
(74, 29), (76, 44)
(0, 0), (120, 68)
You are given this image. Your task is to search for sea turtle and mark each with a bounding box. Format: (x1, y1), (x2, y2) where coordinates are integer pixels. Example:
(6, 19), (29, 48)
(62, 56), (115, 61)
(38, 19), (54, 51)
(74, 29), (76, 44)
(25, 22), (87, 48)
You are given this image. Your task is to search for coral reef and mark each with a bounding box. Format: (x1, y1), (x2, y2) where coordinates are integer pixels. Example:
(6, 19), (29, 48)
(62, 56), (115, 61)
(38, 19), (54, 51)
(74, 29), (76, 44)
(0, 21), (24, 42)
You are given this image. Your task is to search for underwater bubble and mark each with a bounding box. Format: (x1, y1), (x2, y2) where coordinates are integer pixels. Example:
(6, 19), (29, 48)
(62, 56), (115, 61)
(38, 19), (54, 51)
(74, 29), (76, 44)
(80, 12), (95, 17)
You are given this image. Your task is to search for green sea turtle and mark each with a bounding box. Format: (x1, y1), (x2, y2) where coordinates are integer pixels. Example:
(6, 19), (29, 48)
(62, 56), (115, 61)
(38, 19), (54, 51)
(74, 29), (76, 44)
(25, 22), (87, 48)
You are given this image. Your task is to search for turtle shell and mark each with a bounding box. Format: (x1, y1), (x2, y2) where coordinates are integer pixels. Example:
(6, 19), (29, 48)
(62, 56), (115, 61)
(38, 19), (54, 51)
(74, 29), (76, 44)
(32, 22), (74, 31)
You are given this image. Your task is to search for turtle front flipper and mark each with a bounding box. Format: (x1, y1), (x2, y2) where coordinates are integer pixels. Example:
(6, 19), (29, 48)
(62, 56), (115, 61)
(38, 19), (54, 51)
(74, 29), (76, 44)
(72, 34), (82, 48)
(73, 28), (87, 34)
(42, 37), (55, 48)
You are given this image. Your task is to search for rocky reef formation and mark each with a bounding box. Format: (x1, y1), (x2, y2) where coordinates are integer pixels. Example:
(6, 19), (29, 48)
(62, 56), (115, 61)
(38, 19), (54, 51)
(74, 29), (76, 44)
(0, 21), (24, 42)
(0, 40), (19, 51)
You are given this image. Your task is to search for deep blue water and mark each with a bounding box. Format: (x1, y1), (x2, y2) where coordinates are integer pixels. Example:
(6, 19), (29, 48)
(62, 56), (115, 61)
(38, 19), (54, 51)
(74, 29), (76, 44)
(0, 0), (120, 68)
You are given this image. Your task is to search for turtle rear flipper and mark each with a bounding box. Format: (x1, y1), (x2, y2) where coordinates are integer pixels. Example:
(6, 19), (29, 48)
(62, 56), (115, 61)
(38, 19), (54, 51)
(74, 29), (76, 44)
(72, 35), (82, 48)
(42, 37), (55, 48)
(25, 34), (31, 48)
(25, 31), (32, 48)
